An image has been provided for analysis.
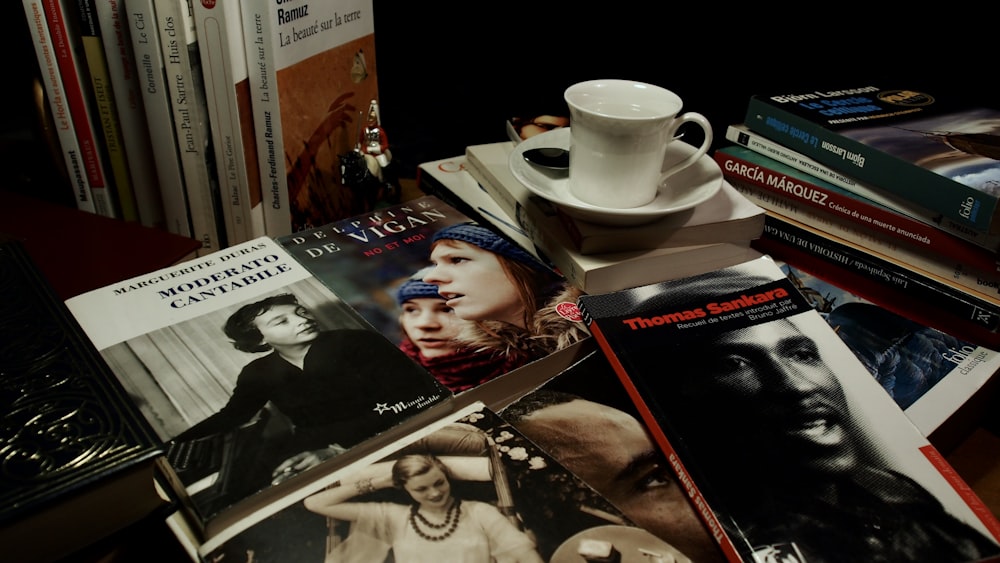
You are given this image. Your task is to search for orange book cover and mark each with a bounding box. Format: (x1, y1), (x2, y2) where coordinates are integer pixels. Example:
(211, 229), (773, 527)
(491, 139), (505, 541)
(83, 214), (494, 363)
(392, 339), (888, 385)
(242, 0), (382, 236)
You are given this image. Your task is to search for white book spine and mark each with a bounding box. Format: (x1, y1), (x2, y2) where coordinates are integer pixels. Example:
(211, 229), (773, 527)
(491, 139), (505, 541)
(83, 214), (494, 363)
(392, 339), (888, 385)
(153, 0), (223, 253)
(240, 0), (291, 237)
(123, 0), (192, 237)
(22, 0), (97, 214)
(94, 0), (166, 229)
(192, 0), (259, 244)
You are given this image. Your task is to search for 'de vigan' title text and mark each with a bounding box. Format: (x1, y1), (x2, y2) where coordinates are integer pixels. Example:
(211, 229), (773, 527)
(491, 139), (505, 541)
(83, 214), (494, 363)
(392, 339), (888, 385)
(283, 200), (455, 259)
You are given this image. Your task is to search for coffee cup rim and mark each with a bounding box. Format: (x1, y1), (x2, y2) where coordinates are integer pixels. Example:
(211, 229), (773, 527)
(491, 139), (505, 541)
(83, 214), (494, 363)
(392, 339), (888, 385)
(564, 79), (683, 120)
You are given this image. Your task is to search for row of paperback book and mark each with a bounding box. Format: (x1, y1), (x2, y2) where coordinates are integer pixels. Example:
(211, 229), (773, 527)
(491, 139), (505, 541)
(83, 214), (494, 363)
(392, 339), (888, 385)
(21, 0), (391, 257)
(11, 142), (1000, 561)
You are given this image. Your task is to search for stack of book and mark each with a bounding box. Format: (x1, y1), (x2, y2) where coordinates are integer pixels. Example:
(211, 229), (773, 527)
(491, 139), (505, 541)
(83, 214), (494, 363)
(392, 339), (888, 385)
(714, 85), (1000, 351)
(416, 139), (767, 295)
(20, 0), (390, 254)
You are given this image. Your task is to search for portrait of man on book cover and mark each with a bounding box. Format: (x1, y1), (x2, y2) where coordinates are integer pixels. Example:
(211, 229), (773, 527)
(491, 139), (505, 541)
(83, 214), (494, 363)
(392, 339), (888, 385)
(588, 261), (1000, 563)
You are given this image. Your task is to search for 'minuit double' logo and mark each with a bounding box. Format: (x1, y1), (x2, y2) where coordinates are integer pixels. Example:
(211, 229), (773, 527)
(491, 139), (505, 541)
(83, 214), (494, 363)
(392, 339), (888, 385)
(876, 90), (935, 107)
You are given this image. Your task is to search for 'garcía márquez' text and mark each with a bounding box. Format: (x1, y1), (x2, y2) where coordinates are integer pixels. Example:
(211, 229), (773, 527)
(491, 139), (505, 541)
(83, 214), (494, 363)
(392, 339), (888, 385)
(620, 287), (792, 330)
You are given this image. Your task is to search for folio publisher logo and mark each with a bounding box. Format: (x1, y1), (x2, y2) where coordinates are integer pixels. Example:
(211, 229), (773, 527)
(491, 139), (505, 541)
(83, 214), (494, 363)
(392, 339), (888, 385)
(201, 0), (216, 8)
(877, 90), (935, 107)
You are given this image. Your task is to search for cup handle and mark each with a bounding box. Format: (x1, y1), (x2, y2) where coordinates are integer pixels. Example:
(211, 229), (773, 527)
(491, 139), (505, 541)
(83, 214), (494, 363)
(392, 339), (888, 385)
(660, 112), (713, 182)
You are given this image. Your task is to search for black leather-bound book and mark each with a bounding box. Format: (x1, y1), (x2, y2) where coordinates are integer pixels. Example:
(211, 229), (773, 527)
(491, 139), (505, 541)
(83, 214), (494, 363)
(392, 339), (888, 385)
(0, 239), (169, 563)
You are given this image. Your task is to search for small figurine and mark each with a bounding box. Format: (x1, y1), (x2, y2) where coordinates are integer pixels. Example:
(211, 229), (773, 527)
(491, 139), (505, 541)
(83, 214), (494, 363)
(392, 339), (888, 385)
(360, 99), (391, 168)
(339, 99), (401, 212)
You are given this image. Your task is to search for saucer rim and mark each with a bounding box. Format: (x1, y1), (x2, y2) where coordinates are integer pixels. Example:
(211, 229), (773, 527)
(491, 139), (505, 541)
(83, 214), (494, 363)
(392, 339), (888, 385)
(508, 128), (722, 224)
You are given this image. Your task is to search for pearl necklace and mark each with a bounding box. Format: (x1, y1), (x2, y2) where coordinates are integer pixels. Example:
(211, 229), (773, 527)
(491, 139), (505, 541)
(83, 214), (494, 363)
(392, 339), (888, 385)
(409, 499), (461, 541)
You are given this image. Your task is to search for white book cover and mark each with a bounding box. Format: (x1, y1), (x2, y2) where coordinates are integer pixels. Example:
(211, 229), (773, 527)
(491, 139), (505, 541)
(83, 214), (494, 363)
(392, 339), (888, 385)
(65, 236), (450, 541)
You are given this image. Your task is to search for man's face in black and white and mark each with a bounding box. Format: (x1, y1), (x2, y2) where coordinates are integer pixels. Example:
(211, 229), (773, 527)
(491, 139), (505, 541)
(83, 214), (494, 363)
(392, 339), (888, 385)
(684, 318), (859, 476)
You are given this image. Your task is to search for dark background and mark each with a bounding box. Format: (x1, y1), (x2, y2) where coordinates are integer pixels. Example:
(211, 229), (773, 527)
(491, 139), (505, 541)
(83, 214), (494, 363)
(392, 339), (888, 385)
(8, 3), (993, 204)
(370, 4), (992, 178)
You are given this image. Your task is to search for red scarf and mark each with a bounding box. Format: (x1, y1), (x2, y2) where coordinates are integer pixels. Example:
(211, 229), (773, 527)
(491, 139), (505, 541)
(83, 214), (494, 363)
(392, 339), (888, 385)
(398, 339), (525, 393)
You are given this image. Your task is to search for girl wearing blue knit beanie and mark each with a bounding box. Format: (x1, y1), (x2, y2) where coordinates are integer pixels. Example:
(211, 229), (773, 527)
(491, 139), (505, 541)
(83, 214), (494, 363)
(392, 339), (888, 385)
(423, 223), (589, 365)
(395, 274), (503, 391)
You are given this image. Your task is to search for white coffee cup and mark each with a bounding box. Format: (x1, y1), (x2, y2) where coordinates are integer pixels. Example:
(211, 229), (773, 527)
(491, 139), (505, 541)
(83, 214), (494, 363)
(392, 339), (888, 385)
(564, 79), (713, 209)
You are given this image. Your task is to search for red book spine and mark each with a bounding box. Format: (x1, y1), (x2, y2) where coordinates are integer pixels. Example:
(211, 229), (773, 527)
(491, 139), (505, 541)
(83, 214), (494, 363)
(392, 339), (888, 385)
(585, 320), (753, 563)
(41, 0), (105, 191)
(715, 150), (1000, 275)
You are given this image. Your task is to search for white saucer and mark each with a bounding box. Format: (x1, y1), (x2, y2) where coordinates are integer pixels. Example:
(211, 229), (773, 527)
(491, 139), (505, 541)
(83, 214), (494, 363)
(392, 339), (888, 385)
(508, 128), (723, 227)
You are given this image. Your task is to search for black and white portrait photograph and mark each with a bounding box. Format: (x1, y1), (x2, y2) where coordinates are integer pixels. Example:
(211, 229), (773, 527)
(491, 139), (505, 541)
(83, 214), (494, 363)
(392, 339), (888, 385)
(580, 259), (1000, 562)
(204, 403), (682, 563)
(100, 276), (448, 518)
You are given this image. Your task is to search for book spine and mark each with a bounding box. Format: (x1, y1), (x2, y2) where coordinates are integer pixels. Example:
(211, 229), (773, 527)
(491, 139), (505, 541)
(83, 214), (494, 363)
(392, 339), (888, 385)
(464, 146), (521, 222)
(192, 0), (256, 244)
(71, 0), (139, 222)
(93, 0), (167, 230)
(754, 212), (1000, 338)
(153, 0), (224, 253)
(744, 96), (1000, 235)
(41, 0), (117, 217)
(725, 123), (1000, 253)
(460, 159), (556, 256)
(576, 312), (752, 563)
(240, 0), (292, 237)
(759, 227), (1000, 351)
(124, 0), (192, 238)
(22, 0), (97, 214)
(714, 148), (1000, 274)
(734, 178), (1000, 303)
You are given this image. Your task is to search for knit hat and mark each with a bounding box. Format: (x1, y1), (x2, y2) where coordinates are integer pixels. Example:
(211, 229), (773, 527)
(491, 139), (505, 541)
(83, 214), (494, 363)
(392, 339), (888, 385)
(431, 223), (544, 270)
(396, 277), (442, 305)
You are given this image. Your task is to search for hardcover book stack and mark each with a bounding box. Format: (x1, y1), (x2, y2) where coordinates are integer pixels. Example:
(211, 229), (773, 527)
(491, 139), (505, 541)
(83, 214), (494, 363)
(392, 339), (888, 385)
(718, 85), (1000, 350)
